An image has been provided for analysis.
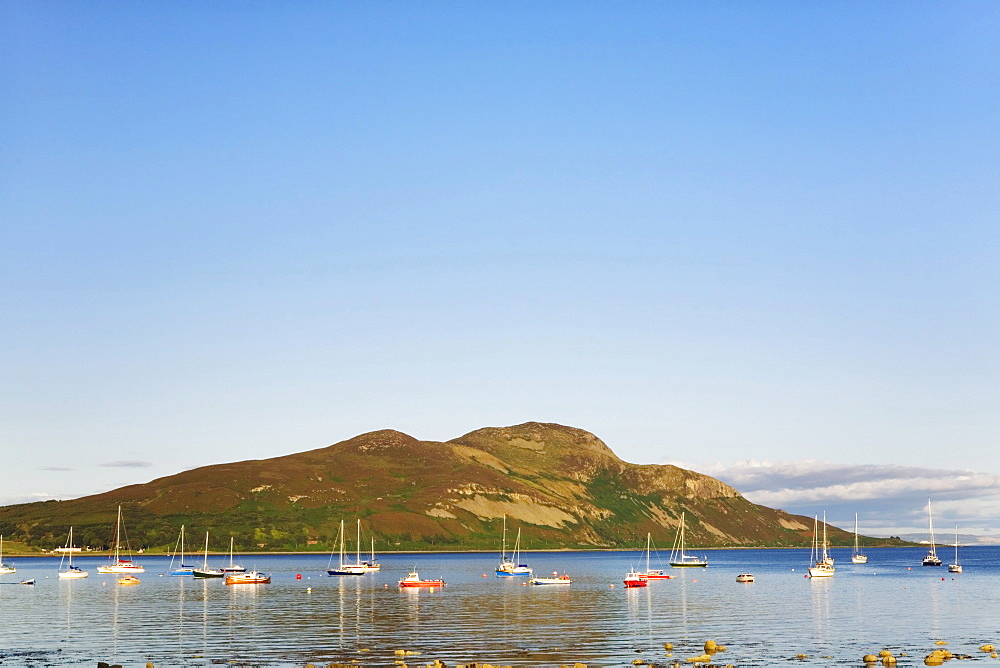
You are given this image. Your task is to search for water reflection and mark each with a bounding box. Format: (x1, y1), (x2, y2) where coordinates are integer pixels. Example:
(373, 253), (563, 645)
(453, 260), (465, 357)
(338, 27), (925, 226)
(3, 549), (1000, 666)
(809, 575), (832, 654)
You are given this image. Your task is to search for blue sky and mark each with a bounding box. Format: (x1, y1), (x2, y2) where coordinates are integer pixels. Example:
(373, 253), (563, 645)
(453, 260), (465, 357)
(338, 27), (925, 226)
(2, 2), (998, 537)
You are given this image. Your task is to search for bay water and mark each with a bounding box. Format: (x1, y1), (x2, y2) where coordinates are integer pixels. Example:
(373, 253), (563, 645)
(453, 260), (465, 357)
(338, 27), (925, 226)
(1, 546), (998, 666)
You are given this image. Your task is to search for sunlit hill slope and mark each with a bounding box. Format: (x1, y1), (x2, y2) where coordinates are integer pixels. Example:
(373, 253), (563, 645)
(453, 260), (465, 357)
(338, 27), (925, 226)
(0, 422), (870, 553)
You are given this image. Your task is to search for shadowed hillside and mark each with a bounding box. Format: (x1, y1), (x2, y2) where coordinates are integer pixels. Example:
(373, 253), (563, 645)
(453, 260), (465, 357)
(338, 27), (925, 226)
(0, 422), (878, 553)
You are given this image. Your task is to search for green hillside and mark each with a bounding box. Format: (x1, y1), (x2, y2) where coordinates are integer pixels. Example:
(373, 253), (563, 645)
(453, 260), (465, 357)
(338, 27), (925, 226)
(0, 422), (884, 553)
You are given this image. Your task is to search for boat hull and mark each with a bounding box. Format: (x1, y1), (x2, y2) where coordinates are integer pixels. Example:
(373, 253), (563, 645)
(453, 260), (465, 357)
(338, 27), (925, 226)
(851, 555), (868, 564)
(97, 564), (145, 574)
(226, 572), (270, 584)
(530, 578), (571, 585)
(623, 572), (648, 587)
(193, 569), (225, 578)
(58, 569), (89, 579)
(399, 580), (445, 587)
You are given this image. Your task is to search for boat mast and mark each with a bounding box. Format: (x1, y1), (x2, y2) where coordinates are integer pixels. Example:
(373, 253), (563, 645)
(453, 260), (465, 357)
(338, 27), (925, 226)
(113, 506), (121, 562)
(954, 526), (960, 565)
(501, 514), (508, 562)
(339, 520), (346, 568)
(202, 532), (210, 568)
(811, 516), (818, 564)
(928, 499), (937, 558)
(646, 533), (651, 571)
(821, 512), (829, 562)
(356, 519), (361, 566)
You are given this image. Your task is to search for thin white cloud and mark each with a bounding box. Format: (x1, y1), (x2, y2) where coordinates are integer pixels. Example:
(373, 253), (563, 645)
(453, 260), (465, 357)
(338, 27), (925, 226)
(100, 460), (152, 468)
(0, 492), (59, 506)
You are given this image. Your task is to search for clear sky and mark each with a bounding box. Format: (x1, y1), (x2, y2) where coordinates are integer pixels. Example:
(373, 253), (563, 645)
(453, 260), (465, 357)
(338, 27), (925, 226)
(3, 2), (998, 538)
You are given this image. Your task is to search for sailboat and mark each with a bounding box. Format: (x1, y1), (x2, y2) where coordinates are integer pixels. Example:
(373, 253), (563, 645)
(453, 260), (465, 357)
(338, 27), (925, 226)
(96, 506), (144, 573)
(495, 515), (532, 576)
(642, 533), (671, 579)
(948, 526), (962, 573)
(851, 513), (868, 564)
(192, 532), (225, 578)
(360, 535), (380, 572)
(0, 535), (15, 574)
(327, 520), (365, 575)
(808, 514), (835, 578)
(168, 525), (195, 576)
(922, 499), (942, 566)
(669, 512), (707, 567)
(57, 527), (89, 579)
(221, 537), (246, 573)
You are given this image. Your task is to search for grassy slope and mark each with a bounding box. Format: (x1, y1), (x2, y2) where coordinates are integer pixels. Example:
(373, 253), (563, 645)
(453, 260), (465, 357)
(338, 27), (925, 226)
(0, 423), (902, 553)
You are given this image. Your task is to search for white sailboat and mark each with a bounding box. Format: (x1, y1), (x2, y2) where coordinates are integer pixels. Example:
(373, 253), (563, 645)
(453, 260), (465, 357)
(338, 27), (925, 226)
(669, 512), (707, 567)
(358, 524), (380, 572)
(808, 515), (835, 578)
(851, 513), (868, 564)
(168, 525), (195, 576)
(0, 535), (15, 574)
(922, 499), (942, 566)
(358, 536), (382, 573)
(948, 526), (962, 573)
(96, 506), (144, 573)
(192, 532), (224, 578)
(327, 520), (365, 575)
(58, 527), (89, 578)
(642, 532), (671, 579)
(495, 515), (532, 576)
(222, 537), (246, 573)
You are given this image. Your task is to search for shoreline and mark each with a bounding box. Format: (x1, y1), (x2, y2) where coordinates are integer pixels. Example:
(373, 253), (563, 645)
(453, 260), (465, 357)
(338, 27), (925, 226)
(2, 543), (941, 558)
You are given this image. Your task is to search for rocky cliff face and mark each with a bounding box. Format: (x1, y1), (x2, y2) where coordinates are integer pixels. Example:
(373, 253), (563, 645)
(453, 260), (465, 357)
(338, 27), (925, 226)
(0, 422), (832, 551)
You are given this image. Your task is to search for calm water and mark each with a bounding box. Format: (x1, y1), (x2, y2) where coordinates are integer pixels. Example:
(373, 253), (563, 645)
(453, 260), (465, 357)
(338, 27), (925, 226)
(1, 547), (998, 666)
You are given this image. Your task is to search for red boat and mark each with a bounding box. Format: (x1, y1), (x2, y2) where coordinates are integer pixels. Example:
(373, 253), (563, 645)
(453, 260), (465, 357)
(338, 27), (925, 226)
(623, 570), (648, 588)
(643, 570), (673, 579)
(398, 571), (445, 588)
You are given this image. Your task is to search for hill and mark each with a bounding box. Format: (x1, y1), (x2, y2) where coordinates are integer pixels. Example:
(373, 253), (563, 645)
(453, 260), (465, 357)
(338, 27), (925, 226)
(0, 422), (880, 553)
